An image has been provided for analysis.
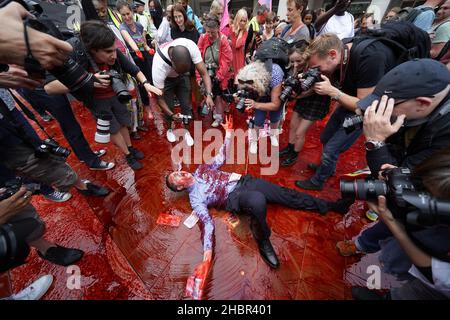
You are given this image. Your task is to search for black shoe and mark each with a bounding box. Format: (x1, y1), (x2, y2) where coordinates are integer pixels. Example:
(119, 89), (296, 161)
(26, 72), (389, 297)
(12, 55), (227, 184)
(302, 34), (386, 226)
(89, 159), (115, 171)
(257, 239), (280, 269)
(128, 146), (144, 160)
(137, 125), (149, 132)
(126, 154), (143, 170)
(38, 245), (84, 266)
(77, 181), (110, 197)
(281, 153), (298, 167)
(130, 131), (141, 140)
(94, 149), (106, 158)
(351, 287), (390, 300)
(279, 145), (293, 157)
(307, 163), (320, 171)
(327, 198), (354, 215)
(295, 179), (323, 191)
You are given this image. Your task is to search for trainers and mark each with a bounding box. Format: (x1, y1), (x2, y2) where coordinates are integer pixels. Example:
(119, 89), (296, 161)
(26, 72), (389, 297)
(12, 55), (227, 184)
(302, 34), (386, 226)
(94, 149), (106, 158)
(11, 275), (53, 300)
(294, 179), (323, 191)
(126, 154), (143, 170)
(269, 129), (279, 147)
(279, 145), (293, 157)
(249, 130), (258, 154)
(89, 160), (115, 171)
(77, 180), (110, 196)
(44, 190), (72, 203)
(249, 140), (258, 154)
(128, 146), (144, 160)
(184, 131), (194, 147)
(130, 131), (141, 140)
(38, 245), (84, 266)
(166, 129), (176, 143)
(281, 153), (298, 167)
(336, 240), (361, 257)
(211, 118), (222, 128)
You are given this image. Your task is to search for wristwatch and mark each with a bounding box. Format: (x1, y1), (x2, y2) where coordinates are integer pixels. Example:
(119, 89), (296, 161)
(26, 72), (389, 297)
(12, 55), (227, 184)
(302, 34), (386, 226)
(364, 140), (386, 151)
(142, 80), (150, 85)
(331, 90), (343, 101)
(205, 92), (214, 98)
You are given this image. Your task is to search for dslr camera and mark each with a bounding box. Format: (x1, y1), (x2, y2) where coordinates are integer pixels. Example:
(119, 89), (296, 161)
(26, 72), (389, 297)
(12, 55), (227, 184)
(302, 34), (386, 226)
(179, 114), (193, 125)
(343, 114), (364, 134)
(235, 89), (259, 113)
(100, 70), (131, 104)
(0, 178), (41, 201)
(280, 74), (300, 102)
(35, 138), (71, 159)
(206, 63), (217, 78)
(280, 67), (323, 102)
(340, 167), (450, 226)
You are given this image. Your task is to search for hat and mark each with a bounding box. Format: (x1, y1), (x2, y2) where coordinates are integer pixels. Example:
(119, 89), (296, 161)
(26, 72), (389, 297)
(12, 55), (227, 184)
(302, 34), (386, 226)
(134, 0), (145, 6)
(357, 59), (450, 111)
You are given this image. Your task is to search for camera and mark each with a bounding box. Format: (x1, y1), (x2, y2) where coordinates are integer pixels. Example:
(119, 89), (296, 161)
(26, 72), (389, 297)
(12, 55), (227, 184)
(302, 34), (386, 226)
(340, 167), (450, 226)
(300, 67), (322, 92)
(100, 70), (131, 104)
(35, 138), (71, 159)
(280, 74), (300, 102)
(0, 178), (41, 201)
(206, 63), (217, 78)
(200, 102), (210, 117)
(343, 114), (364, 134)
(179, 114), (193, 125)
(235, 89), (258, 113)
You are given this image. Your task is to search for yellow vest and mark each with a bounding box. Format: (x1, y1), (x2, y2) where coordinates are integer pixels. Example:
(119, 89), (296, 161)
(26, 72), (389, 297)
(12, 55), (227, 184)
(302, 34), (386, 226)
(108, 8), (122, 29)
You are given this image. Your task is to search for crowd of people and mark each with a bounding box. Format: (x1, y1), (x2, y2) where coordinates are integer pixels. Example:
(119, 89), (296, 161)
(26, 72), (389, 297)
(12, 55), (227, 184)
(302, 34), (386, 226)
(1, 0), (450, 301)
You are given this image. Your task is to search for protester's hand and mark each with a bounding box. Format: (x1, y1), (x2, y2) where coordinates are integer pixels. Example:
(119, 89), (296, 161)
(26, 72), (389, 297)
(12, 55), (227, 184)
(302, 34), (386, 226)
(313, 74), (336, 96)
(0, 2), (73, 69)
(94, 72), (111, 88)
(0, 187), (32, 225)
(135, 50), (144, 60)
(367, 196), (395, 225)
(244, 98), (256, 110)
(378, 164), (397, 180)
(220, 115), (233, 132)
(206, 95), (214, 109)
(144, 83), (162, 97)
(363, 95), (406, 142)
(0, 65), (44, 89)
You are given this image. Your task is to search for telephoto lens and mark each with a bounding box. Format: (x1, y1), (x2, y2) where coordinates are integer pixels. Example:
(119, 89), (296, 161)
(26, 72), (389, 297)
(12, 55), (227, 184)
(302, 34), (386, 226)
(340, 179), (388, 201)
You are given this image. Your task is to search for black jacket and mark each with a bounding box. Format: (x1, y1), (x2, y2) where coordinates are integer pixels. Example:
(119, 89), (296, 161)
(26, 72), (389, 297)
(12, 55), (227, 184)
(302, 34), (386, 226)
(367, 94), (450, 174)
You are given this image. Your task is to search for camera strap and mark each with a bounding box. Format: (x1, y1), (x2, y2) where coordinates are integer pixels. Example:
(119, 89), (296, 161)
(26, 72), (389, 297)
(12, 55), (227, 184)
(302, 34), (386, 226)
(157, 47), (173, 67)
(22, 17), (46, 79)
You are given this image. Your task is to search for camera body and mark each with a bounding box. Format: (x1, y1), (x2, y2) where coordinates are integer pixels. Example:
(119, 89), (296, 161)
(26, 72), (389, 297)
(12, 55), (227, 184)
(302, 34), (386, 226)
(340, 167), (450, 226)
(179, 114), (193, 125)
(100, 70), (131, 104)
(280, 74), (300, 102)
(235, 89), (258, 113)
(0, 178), (41, 201)
(206, 63), (217, 79)
(300, 67), (322, 92)
(343, 114), (364, 134)
(35, 138), (71, 159)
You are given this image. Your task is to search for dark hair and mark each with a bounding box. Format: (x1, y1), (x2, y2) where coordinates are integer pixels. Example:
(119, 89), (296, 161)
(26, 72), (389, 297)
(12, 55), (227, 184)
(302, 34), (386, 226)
(80, 20), (116, 51)
(302, 9), (317, 23)
(265, 11), (277, 23)
(204, 14), (220, 30)
(288, 39), (309, 56)
(166, 174), (184, 192)
(413, 147), (450, 199)
(171, 4), (195, 31)
(115, 0), (132, 12)
(150, 0), (163, 28)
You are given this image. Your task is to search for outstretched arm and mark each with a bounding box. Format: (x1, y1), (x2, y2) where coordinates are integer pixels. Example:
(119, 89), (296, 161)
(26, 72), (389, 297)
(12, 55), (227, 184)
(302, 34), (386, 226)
(208, 115), (234, 170)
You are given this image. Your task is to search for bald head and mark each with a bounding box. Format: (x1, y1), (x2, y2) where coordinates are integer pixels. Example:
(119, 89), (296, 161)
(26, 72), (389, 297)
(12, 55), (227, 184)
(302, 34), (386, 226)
(169, 45), (192, 74)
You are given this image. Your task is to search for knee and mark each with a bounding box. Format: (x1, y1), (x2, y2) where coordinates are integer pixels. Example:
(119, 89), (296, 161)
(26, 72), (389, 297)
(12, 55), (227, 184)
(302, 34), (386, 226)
(242, 192), (267, 213)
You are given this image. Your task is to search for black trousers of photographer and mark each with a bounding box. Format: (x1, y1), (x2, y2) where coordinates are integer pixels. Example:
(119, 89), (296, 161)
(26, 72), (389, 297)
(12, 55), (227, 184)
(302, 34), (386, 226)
(18, 89), (99, 167)
(226, 175), (329, 241)
(163, 75), (193, 125)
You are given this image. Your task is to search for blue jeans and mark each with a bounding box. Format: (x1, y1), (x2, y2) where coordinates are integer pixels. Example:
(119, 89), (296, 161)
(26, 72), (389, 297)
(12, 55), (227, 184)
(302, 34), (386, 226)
(355, 220), (393, 253)
(253, 107), (284, 127)
(310, 107), (362, 186)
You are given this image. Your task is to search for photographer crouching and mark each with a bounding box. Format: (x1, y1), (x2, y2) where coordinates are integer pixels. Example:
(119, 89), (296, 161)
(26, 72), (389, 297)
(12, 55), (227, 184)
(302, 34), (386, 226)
(336, 59), (450, 260)
(45, 21), (162, 171)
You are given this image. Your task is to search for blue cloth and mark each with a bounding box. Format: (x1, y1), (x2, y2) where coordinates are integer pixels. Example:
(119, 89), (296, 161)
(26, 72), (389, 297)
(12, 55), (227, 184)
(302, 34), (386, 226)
(186, 5), (204, 34)
(413, 5), (435, 31)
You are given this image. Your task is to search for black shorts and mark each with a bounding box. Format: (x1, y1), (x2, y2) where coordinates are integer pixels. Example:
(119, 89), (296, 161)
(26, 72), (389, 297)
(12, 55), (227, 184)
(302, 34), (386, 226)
(294, 94), (331, 121)
(91, 96), (132, 134)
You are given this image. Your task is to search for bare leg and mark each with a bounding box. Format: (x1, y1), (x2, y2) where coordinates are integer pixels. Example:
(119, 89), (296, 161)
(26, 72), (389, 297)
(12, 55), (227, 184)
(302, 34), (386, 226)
(119, 126), (132, 148)
(294, 118), (314, 153)
(214, 97), (224, 119)
(110, 130), (131, 154)
(288, 112), (300, 145)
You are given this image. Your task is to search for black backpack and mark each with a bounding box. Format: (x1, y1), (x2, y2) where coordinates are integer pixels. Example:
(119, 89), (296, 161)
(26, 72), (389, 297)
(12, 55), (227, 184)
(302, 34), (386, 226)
(393, 6), (434, 24)
(349, 21), (431, 67)
(253, 37), (290, 73)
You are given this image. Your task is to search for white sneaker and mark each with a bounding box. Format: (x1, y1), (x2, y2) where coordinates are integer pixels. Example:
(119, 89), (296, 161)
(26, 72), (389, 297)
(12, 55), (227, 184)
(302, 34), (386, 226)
(269, 129), (279, 147)
(184, 131), (194, 147)
(211, 118), (222, 128)
(166, 129), (176, 143)
(248, 129), (258, 154)
(11, 275), (53, 300)
(44, 190), (72, 203)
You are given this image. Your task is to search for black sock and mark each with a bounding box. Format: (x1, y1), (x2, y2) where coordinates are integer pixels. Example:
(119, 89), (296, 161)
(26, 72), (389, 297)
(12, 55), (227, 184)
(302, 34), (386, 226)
(288, 143), (294, 151)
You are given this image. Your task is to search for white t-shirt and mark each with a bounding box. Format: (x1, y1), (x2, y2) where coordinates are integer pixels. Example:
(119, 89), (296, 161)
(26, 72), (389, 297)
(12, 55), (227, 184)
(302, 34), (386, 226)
(317, 12), (355, 40)
(152, 38), (203, 89)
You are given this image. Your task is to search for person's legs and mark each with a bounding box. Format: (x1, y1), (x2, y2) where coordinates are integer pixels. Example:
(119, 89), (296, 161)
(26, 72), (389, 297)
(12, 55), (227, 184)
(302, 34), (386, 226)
(212, 97), (224, 127)
(355, 221), (393, 253)
(294, 118), (314, 152)
(110, 130), (130, 154)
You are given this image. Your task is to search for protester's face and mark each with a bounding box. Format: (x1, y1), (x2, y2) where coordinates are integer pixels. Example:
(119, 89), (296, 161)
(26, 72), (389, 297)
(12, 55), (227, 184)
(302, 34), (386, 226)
(289, 51), (305, 72)
(238, 15), (248, 30)
(119, 6), (134, 24)
(170, 171), (194, 190)
(436, 1), (450, 21)
(205, 26), (219, 41)
(391, 99), (432, 120)
(92, 45), (117, 65)
(136, 4), (145, 14)
(166, 7), (173, 21)
(178, 0), (188, 10)
(335, 0), (352, 15)
(149, 1), (155, 10)
(93, 1), (108, 21)
(173, 10), (185, 28)
(385, 10), (397, 20)
(303, 13), (313, 25)
(213, 7), (224, 21)
(286, 2), (301, 23)
(257, 11), (268, 24)
(265, 20), (274, 31)
(308, 51), (339, 75)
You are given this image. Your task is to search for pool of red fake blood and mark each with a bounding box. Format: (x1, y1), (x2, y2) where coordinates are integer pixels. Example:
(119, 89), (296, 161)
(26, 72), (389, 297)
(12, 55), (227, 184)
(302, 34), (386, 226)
(1, 100), (401, 300)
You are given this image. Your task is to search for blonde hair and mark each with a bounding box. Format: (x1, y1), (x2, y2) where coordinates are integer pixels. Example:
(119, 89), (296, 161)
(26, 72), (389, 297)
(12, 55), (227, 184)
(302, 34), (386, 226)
(233, 8), (248, 34)
(210, 0), (223, 15)
(236, 61), (271, 96)
(304, 33), (344, 61)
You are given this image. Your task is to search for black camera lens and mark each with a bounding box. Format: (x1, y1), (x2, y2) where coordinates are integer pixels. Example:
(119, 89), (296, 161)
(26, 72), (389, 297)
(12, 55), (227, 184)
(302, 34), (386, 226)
(300, 67), (322, 92)
(340, 179), (388, 200)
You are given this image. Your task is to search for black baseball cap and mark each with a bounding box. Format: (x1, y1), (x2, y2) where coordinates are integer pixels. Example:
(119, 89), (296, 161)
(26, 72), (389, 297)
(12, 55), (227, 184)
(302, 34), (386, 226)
(357, 59), (450, 111)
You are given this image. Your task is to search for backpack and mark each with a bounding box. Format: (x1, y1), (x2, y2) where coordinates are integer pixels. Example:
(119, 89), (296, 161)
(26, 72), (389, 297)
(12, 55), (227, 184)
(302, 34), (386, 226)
(394, 6), (434, 24)
(253, 37), (290, 73)
(349, 21), (431, 67)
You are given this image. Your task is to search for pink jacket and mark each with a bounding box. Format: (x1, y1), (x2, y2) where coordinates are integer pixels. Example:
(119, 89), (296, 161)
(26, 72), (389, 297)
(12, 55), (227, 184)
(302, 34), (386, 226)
(196, 33), (234, 91)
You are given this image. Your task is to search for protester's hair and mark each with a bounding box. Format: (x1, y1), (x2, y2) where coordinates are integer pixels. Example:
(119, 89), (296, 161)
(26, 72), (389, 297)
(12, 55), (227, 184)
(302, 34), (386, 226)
(204, 14), (220, 30)
(388, 6), (401, 14)
(236, 61), (271, 96)
(254, 4), (269, 16)
(80, 20), (116, 51)
(171, 4), (195, 31)
(287, 0), (307, 11)
(265, 11), (277, 24)
(304, 33), (344, 60)
(413, 147), (450, 199)
(288, 39), (309, 56)
(362, 12), (375, 23)
(166, 174), (184, 192)
(210, 0), (224, 16)
(233, 8), (248, 34)
(116, 0), (132, 12)
(302, 9), (317, 23)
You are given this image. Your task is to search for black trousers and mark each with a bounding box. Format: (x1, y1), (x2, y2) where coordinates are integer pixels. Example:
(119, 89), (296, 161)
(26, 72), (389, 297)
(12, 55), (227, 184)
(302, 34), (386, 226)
(18, 89), (99, 166)
(227, 176), (329, 241)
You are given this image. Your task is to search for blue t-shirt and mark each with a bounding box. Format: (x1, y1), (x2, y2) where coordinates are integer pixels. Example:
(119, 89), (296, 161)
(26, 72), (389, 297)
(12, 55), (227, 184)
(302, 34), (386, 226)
(270, 64), (284, 89)
(413, 5), (435, 31)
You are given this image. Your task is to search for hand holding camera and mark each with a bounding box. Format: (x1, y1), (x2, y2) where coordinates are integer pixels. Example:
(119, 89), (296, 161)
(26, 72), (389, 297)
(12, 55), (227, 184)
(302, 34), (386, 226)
(0, 186), (32, 225)
(94, 72), (111, 88)
(0, 64), (43, 89)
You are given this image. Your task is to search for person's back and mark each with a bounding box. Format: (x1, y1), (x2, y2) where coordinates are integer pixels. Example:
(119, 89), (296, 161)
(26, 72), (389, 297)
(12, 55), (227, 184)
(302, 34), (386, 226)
(318, 11), (354, 39)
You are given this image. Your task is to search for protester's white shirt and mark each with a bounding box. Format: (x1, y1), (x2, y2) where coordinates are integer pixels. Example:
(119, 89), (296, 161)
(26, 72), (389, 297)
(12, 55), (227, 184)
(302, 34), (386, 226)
(152, 38), (203, 89)
(318, 12), (355, 39)
(409, 258), (450, 298)
(157, 17), (172, 45)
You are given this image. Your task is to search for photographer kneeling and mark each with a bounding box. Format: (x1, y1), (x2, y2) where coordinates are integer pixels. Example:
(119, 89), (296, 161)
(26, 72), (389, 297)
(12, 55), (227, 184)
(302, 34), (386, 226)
(45, 21), (162, 171)
(337, 59), (450, 257)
